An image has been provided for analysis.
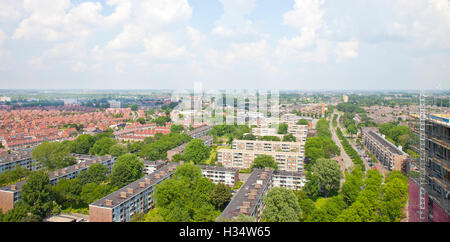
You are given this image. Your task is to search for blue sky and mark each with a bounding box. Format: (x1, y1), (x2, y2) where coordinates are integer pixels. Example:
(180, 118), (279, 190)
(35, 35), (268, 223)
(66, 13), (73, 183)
(0, 0), (449, 90)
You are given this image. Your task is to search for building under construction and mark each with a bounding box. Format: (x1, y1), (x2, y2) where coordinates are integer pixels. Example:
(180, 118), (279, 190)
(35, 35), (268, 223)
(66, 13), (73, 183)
(408, 112), (449, 222)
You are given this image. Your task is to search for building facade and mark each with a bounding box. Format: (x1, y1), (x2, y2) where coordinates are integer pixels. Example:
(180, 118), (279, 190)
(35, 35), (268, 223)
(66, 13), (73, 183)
(408, 113), (449, 222)
(217, 139), (305, 172)
(0, 150), (39, 174)
(361, 127), (409, 171)
(89, 163), (240, 222)
(0, 155), (115, 213)
(218, 168), (306, 221)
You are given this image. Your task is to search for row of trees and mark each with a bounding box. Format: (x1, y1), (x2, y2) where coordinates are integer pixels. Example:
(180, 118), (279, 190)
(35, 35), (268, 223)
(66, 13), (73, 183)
(258, 162), (409, 222)
(208, 124), (252, 144)
(138, 133), (192, 160)
(305, 119), (340, 167)
(31, 132), (130, 170)
(335, 127), (365, 171)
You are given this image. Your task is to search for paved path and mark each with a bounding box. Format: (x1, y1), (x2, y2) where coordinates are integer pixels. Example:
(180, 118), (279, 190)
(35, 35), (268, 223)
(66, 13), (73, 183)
(335, 111), (388, 175)
(329, 111), (353, 172)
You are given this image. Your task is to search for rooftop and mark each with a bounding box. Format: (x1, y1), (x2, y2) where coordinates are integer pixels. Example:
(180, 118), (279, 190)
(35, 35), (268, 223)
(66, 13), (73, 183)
(366, 130), (406, 156)
(218, 168), (273, 220)
(90, 162), (180, 208)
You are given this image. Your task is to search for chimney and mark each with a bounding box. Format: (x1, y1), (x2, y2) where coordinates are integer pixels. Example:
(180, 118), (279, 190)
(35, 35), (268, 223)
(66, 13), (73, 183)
(255, 183), (262, 189)
(127, 188), (134, 194)
(264, 167), (271, 172)
(145, 178), (151, 184)
(120, 192), (127, 198)
(248, 194), (255, 200)
(139, 182), (145, 188)
(74, 164), (79, 170)
(105, 199), (113, 206)
(240, 206), (248, 214)
(10, 185), (16, 191)
(155, 174), (160, 179)
(54, 171), (59, 176)
(243, 201), (250, 207)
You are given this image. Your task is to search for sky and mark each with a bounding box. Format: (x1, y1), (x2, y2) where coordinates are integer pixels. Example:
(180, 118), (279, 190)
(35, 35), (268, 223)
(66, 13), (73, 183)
(0, 0), (449, 90)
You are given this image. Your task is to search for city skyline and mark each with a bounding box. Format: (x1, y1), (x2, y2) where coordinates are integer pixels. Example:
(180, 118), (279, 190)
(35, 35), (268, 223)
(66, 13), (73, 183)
(0, 0), (449, 90)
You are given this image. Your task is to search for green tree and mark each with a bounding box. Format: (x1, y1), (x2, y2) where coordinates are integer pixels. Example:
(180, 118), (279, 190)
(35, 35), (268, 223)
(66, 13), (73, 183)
(283, 133), (297, 142)
(170, 124), (185, 134)
(90, 137), (116, 156)
(242, 133), (257, 140)
(296, 119), (309, 125)
(154, 163), (219, 222)
(53, 178), (83, 209)
(80, 183), (113, 204)
(0, 166), (32, 187)
(278, 123), (288, 134)
(32, 141), (76, 170)
(77, 163), (108, 185)
(210, 183), (232, 210)
(251, 154), (278, 170)
(109, 143), (128, 157)
(308, 195), (346, 222)
(145, 208), (165, 222)
(182, 139), (211, 164)
(341, 167), (364, 206)
(110, 154), (144, 188)
(20, 170), (54, 221)
(378, 174), (408, 222)
(309, 158), (342, 197)
(71, 134), (95, 154)
(261, 187), (301, 222)
(136, 117), (146, 124)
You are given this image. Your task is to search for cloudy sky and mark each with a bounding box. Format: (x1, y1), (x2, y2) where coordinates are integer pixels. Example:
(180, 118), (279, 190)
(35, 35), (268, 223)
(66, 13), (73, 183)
(0, 0), (449, 90)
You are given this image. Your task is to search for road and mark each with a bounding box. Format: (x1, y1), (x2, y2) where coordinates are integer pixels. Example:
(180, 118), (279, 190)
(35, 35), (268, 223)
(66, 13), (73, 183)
(334, 111), (386, 174)
(329, 111), (354, 171)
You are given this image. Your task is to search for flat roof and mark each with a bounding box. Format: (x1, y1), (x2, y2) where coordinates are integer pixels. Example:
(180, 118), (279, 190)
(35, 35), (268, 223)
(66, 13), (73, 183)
(273, 170), (305, 177)
(0, 155), (113, 193)
(366, 130), (406, 156)
(0, 150), (32, 165)
(90, 162), (180, 208)
(218, 168), (273, 220)
(198, 165), (239, 173)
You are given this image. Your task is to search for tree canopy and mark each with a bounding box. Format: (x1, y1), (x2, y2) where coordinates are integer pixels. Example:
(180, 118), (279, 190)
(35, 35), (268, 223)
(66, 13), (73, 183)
(110, 154), (144, 188)
(261, 187), (302, 222)
(251, 154), (278, 170)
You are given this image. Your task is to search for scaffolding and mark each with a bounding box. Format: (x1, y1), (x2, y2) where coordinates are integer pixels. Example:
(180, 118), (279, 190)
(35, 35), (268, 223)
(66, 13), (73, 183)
(419, 92), (427, 221)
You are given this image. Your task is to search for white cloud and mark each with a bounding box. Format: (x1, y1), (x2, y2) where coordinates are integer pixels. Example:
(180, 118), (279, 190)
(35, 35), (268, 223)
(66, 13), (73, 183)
(276, 0), (333, 63)
(283, 0), (325, 31)
(68, 61), (88, 72)
(276, 38), (331, 63)
(390, 0), (450, 48)
(186, 26), (206, 47)
(143, 35), (189, 60)
(13, 0), (103, 41)
(0, 0), (23, 22)
(0, 29), (5, 45)
(335, 39), (359, 62)
(211, 26), (234, 37)
(106, 24), (145, 50)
